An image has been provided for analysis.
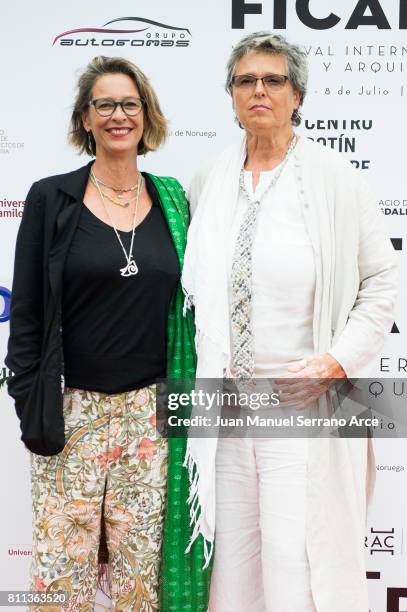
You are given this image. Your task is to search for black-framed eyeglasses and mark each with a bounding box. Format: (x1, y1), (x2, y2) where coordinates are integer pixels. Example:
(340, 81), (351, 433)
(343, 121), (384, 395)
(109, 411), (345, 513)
(232, 74), (289, 91)
(89, 97), (145, 117)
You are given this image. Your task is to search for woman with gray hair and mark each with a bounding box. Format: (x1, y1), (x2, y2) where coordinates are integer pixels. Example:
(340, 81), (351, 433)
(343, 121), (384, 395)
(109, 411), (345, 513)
(182, 32), (397, 611)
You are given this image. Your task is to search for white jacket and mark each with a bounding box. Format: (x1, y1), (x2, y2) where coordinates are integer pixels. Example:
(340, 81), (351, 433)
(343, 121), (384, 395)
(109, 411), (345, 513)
(185, 137), (398, 611)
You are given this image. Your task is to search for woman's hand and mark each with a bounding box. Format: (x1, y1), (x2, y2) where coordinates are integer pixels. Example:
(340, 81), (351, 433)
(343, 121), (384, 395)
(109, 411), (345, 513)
(274, 353), (347, 409)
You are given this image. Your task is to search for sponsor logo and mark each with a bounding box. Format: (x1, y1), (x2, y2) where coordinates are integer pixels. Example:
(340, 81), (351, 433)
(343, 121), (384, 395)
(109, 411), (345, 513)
(305, 118), (373, 170)
(381, 200), (407, 216)
(368, 379), (407, 398)
(367, 571), (381, 579)
(376, 464), (405, 472)
(386, 588), (407, 612)
(8, 548), (32, 556)
(0, 129), (24, 155)
(365, 527), (402, 556)
(169, 128), (217, 139)
(365, 529), (407, 611)
(366, 576), (407, 612)
(366, 575), (407, 612)
(0, 197), (24, 219)
(0, 287), (11, 323)
(366, 572), (407, 612)
(232, 0), (407, 30)
(390, 238), (403, 250)
(391, 322), (400, 334)
(53, 17), (191, 48)
(380, 357), (407, 373)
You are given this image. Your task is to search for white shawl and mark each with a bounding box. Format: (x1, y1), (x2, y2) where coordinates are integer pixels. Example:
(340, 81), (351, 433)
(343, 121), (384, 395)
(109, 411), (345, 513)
(181, 135), (398, 588)
(181, 137), (247, 563)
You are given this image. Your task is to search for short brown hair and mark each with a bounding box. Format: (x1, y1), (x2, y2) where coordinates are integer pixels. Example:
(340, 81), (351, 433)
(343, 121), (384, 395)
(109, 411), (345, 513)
(69, 56), (168, 156)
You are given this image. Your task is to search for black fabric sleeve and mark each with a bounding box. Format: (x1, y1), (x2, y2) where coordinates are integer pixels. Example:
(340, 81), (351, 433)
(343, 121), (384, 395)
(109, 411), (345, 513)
(5, 181), (45, 419)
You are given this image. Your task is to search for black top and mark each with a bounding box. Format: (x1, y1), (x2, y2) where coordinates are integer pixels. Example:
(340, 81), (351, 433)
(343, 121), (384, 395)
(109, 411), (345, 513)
(6, 162), (188, 455)
(62, 173), (180, 393)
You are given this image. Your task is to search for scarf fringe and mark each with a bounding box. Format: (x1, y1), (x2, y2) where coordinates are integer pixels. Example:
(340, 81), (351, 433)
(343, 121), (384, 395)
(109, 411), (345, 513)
(183, 445), (214, 569)
(224, 365), (233, 378)
(182, 286), (194, 317)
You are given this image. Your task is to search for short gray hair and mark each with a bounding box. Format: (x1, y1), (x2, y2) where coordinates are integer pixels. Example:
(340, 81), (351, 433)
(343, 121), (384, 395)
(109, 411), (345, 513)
(225, 31), (308, 126)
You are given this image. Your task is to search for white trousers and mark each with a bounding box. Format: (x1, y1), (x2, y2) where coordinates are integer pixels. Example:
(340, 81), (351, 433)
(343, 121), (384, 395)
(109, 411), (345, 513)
(209, 437), (317, 612)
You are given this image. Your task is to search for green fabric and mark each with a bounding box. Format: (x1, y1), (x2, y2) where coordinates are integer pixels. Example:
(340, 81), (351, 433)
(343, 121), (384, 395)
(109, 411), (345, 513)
(148, 174), (213, 611)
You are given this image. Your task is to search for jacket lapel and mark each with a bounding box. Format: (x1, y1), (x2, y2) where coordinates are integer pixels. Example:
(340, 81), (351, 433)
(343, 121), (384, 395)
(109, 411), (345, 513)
(48, 162), (93, 298)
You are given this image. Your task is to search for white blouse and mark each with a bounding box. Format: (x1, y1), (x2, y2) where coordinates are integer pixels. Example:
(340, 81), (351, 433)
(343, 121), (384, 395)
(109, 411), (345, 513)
(227, 157), (316, 376)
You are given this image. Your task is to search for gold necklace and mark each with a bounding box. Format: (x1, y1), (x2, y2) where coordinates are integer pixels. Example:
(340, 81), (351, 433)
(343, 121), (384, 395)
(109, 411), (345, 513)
(90, 173), (138, 208)
(92, 173), (138, 194)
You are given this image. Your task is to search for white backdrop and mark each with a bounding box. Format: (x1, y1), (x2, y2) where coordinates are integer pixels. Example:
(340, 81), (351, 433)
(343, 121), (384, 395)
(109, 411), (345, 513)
(0, 1), (406, 610)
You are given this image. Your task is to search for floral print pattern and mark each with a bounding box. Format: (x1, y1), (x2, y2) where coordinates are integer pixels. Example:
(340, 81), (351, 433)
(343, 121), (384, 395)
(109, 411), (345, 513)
(30, 385), (167, 611)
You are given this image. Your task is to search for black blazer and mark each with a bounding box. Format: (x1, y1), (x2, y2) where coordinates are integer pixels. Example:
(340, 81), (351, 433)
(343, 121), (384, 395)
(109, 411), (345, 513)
(6, 162), (96, 456)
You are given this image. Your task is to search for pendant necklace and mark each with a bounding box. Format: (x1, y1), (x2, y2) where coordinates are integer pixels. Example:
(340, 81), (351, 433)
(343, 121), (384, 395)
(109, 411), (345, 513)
(91, 168), (143, 277)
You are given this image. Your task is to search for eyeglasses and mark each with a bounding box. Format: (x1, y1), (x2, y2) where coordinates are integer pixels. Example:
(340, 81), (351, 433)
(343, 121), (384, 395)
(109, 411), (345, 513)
(89, 97), (145, 117)
(232, 74), (289, 91)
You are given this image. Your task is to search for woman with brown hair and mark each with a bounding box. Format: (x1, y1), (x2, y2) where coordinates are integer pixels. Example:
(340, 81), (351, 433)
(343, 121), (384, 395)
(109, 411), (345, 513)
(5, 56), (207, 610)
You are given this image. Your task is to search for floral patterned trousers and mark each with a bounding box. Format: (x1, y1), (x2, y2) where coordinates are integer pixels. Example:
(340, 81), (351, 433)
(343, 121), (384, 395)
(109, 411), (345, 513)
(30, 385), (168, 612)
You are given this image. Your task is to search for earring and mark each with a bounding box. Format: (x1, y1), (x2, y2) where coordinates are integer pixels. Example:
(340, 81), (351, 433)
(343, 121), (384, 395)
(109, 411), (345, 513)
(291, 108), (301, 126)
(87, 131), (95, 156)
(234, 115), (244, 130)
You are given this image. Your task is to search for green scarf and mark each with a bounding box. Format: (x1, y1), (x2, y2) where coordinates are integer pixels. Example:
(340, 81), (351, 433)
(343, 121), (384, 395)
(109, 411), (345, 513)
(149, 174), (213, 611)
